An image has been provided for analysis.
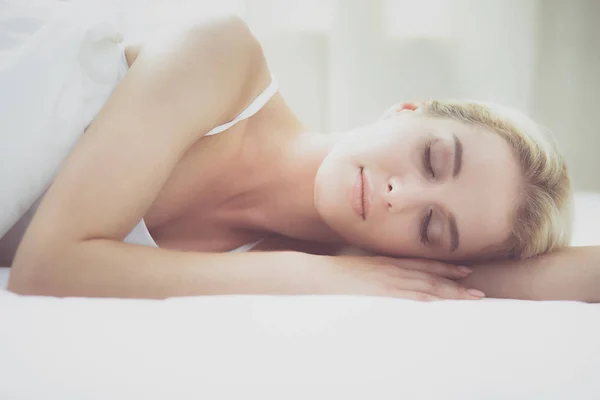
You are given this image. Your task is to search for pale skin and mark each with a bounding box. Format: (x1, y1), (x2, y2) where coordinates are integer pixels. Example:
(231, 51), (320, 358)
(6, 16), (600, 302)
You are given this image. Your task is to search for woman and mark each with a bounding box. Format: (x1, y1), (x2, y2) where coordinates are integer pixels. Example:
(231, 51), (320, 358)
(3, 14), (598, 301)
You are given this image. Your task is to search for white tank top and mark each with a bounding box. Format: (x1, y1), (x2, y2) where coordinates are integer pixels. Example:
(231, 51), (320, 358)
(0, 45), (277, 264)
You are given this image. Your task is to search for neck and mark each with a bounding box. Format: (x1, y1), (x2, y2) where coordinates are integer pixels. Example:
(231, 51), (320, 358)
(218, 122), (345, 244)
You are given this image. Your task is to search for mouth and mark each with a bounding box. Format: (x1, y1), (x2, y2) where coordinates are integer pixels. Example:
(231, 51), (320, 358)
(351, 166), (369, 220)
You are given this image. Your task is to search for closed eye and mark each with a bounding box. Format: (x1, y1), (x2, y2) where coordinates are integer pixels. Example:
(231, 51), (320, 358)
(423, 141), (435, 178)
(420, 208), (433, 245)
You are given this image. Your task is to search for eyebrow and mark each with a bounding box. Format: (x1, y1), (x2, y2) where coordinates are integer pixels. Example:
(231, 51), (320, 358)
(448, 212), (460, 252)
(452, 133), (463, 178)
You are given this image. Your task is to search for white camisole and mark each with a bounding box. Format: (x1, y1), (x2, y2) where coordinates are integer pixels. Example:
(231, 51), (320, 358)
(0, 45), (277, 264)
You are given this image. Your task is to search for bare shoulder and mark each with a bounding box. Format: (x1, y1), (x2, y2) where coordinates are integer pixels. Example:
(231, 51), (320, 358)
(125, 14), (262, 67)
(122, 14), (270, 126)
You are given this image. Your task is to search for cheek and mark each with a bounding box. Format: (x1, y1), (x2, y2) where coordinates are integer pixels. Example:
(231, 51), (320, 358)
(314, 156), (341, 210)
(314, 150), (358, 226)
(345, 120), (418, 167)
(359, 214), (421, 256)
(369, 139), (415, 176)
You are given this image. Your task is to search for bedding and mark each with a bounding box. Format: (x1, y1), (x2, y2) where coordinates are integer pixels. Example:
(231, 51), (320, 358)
(0, 1), (124, 239)
(0, 294), (599, 399)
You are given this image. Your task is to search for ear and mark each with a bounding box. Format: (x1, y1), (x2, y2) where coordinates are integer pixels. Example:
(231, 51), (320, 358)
(381, 102), (419, 119)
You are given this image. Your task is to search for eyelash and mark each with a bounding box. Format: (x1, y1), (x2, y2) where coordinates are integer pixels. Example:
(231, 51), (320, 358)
(423, 141), (435, 178)
(420, 208), (433, 245)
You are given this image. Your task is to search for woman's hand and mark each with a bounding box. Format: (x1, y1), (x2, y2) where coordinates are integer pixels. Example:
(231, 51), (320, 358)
(317, 255), (486, 301)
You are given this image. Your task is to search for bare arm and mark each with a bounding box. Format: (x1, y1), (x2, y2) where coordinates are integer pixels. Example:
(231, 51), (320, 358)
(12, 238), (327, 299)
(459, 245), (600, 302)
(8, 15), (281, 298)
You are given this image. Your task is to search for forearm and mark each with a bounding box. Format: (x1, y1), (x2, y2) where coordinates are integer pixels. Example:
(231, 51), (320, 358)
(8, 240), (319, 299)
(459, 246), (600, 302)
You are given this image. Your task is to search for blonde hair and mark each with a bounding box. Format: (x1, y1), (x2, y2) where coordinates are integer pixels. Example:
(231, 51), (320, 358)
(419, 99), (573, 259)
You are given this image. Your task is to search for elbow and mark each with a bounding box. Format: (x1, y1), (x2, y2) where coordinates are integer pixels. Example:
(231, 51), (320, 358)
(7, 277), (45, 297)
(8, 249), (72, 297)
(8, 261), (56, 297)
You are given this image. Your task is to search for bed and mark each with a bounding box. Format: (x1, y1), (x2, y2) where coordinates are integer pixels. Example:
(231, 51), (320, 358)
(0, 194), (599, 399)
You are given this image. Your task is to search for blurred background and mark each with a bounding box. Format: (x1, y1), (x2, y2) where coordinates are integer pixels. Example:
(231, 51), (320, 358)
(119, 0), (600, 192)
(3, 0), (600, 192)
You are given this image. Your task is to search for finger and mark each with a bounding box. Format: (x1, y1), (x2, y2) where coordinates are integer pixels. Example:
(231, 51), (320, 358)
(396, 270), (485, 300)
(379, 256), (472, 279)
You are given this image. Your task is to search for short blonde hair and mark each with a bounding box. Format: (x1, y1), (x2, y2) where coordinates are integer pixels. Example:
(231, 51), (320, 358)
(419, 100), (573, 259)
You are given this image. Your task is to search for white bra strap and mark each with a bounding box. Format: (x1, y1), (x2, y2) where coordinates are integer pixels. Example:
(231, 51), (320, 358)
(205, 78), (278, 137)
(228, 238), (264, 253)
(118, 43), (129, 78)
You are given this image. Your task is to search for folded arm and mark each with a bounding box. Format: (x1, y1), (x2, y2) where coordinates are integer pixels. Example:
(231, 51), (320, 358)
(8, 15), (280, 298)
(459, 245), (600, 302)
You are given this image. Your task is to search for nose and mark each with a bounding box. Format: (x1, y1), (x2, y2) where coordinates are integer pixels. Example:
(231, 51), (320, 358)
(385, 175), (433, 213)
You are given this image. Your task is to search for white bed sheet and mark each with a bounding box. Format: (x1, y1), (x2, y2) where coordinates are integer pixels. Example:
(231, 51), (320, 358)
(0, 293), (599, 399)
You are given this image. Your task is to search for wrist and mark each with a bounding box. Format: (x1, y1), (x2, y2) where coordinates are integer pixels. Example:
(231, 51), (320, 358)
(275, 251), (328, 295)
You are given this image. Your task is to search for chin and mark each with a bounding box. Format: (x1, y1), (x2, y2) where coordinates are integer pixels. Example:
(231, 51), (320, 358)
(316, 205), (368, 250)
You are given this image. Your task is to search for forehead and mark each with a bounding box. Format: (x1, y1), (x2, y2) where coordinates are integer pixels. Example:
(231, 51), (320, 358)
(430, 116), (522, 259)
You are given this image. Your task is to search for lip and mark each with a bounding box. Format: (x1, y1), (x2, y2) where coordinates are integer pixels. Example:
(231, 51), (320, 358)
(351, 167), (371, 220)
